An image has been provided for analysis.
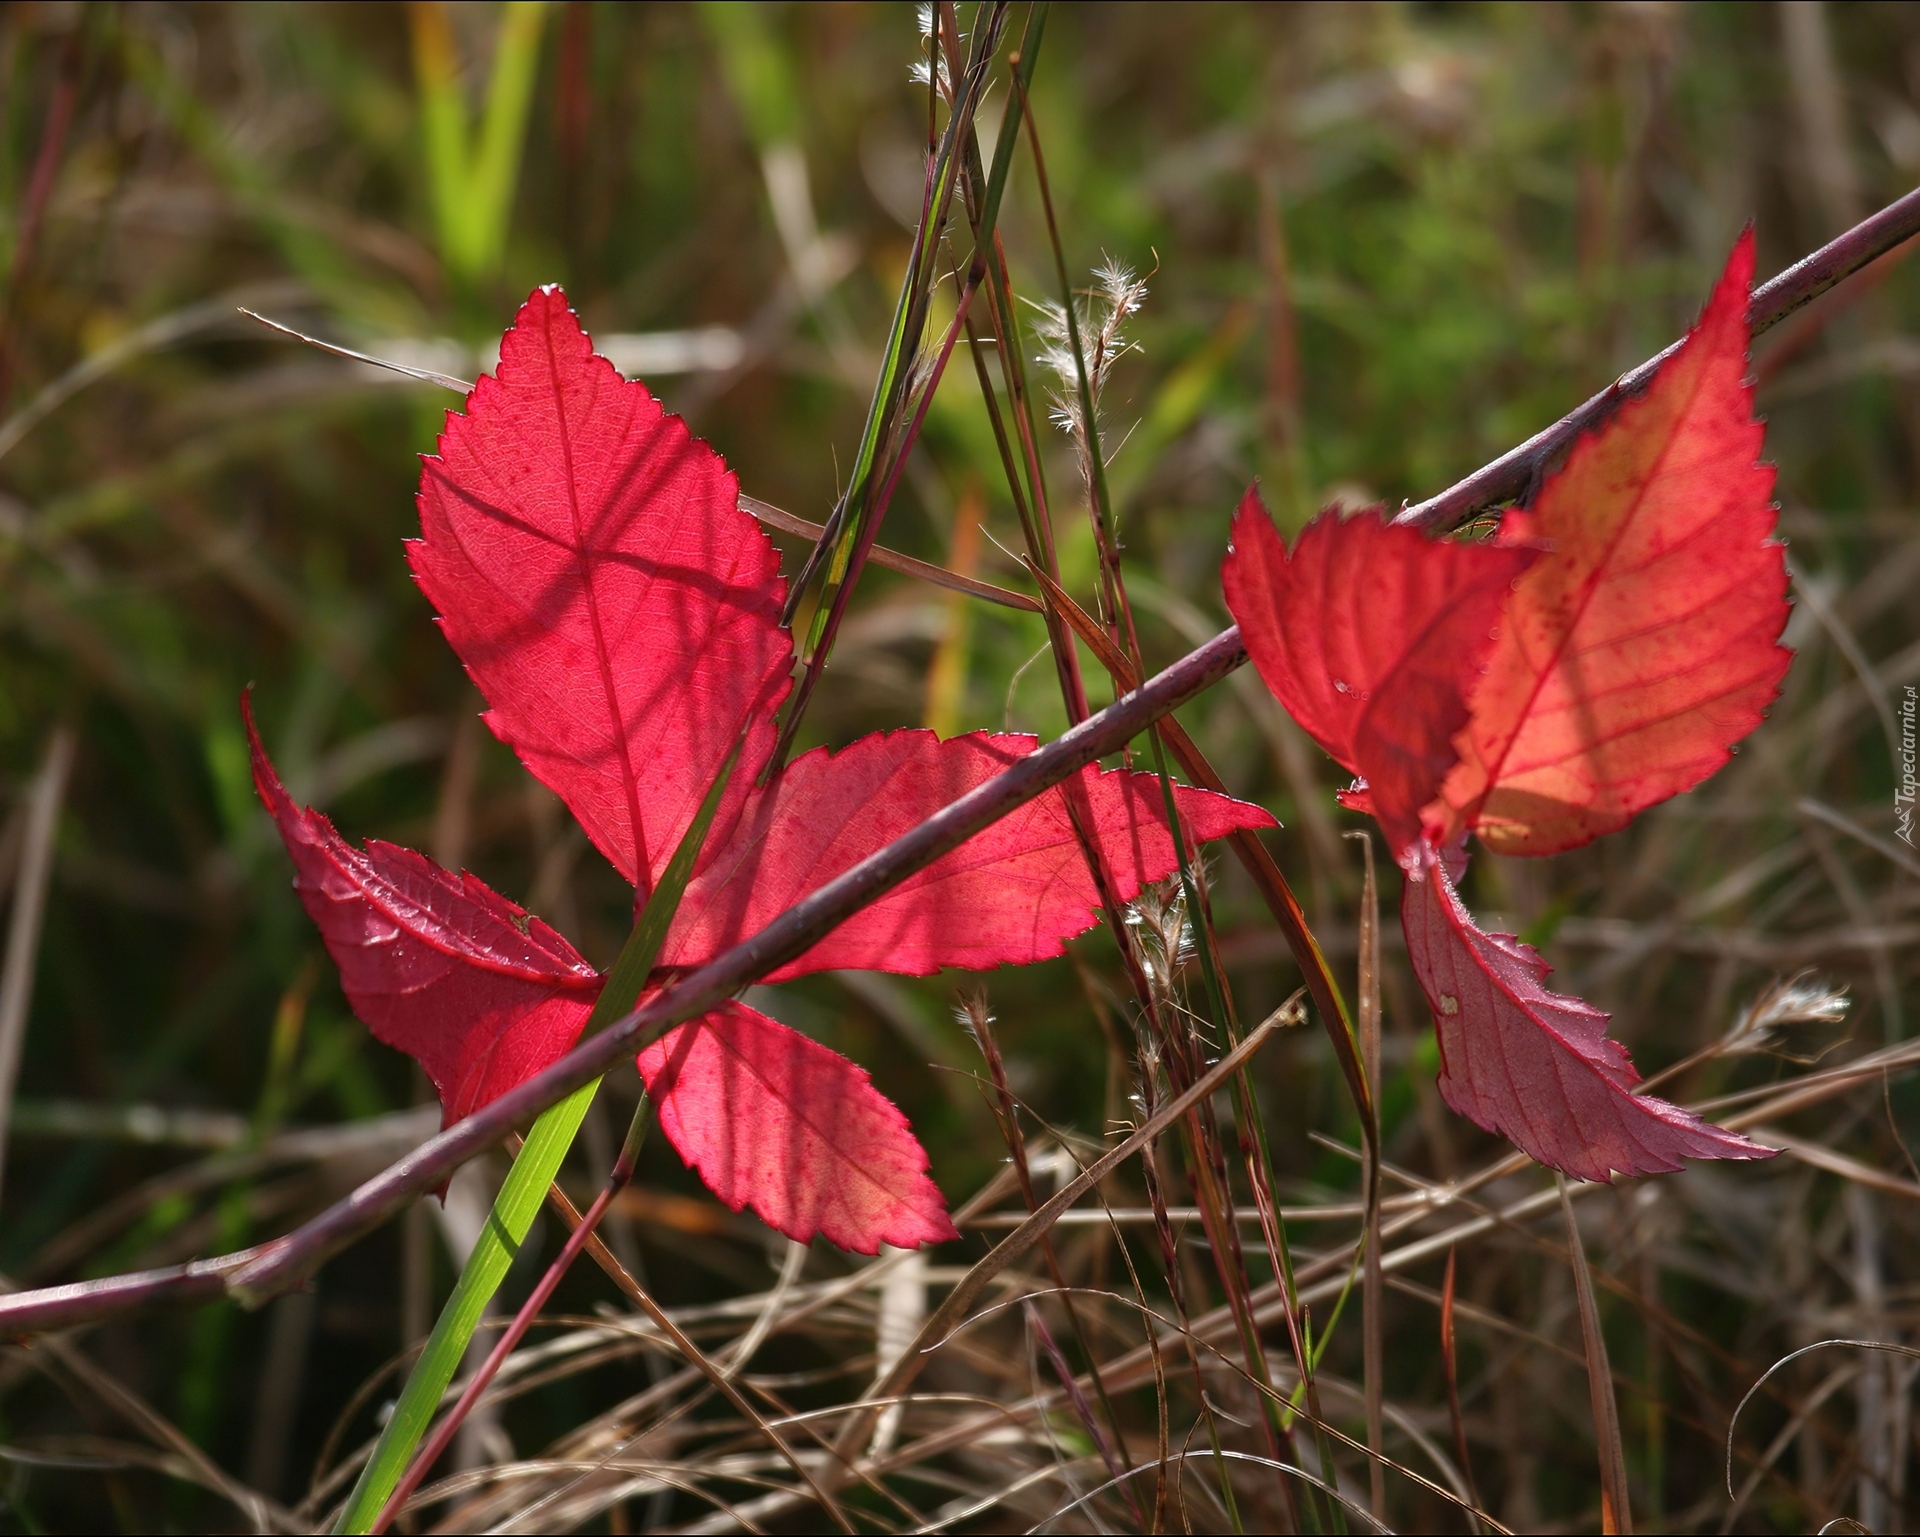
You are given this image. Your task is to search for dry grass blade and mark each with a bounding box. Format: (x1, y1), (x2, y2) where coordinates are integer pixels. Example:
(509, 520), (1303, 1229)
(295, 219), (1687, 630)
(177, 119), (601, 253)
(1440, 1246), (1485, 1533)
(521, 1172), (853, 1535)
(0, 725), (72, 1208)
(835, 998), (1296, 1459)
(1348, 827), (1387, 1525)
(13, 1327), (293, 1531)
(739, 494), (1041, 612)
(1561, 1176), (1632, 1535)
(1725, 1338), (1920, 1506)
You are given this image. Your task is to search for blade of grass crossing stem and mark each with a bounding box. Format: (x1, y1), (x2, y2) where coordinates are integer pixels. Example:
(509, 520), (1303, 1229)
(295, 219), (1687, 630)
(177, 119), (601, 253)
(1348, 830), (1386, 1524)
(334, 737), (746, 1533)
(369, 1100), (655, 1535)
(1561, 1175), (1632, 1535)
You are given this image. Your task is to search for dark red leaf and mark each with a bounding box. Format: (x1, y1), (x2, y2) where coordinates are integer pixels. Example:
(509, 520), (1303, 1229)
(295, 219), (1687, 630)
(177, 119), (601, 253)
(246, 697), (600, 1128)
(410, 288), (793, 897)
(1444, 232), (1791, 855)
(1222, 490), (1532, 855)
(1400, 843), (1771, 1180)
(659, 728), (1276, 980)
(639, 1001), (958, 1253)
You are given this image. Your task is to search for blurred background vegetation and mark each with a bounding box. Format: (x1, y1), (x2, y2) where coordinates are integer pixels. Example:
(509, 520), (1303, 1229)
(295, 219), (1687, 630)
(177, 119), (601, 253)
(2, 2), (1919, 1531)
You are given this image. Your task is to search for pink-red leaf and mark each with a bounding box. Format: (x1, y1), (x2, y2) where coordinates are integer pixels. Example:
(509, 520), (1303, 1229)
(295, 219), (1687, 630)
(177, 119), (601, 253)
(659, 728), (1275, 980)
(1443, 232), (1791, 855)
(246, 698), (600, 1128)
(1400, 843), (1771, 1181)
(251, 705), (954, 1253)
(410, 287), (793, 896)
(1222, 489), (1533, 855)
(638, 1001), (957, 1254)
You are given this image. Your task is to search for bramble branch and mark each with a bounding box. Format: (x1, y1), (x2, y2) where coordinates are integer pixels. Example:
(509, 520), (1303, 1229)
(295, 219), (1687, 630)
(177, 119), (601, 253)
(1398, 184), (1920, 532)
(0, 625), (1249, 1336)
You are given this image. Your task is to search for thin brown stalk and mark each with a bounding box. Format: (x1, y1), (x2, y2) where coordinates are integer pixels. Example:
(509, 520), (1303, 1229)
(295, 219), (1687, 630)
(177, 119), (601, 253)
(0, 25), (84, 399)
(527, 1169), (854, 1534)
(1441, 1247), (1486, 1532)
(22, 1328), (292, 1531)
(1134, 1047), (1248, 1533)
(1028, 555), (1358, 1522)
(740, 493), (1040, 613)
(830, 1000), (1296, 1469)
(1027, 560), (1376, 1161)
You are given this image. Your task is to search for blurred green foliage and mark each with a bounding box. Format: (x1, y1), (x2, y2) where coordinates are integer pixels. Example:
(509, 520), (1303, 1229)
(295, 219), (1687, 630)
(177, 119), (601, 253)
(0, 3), (1917, 1529)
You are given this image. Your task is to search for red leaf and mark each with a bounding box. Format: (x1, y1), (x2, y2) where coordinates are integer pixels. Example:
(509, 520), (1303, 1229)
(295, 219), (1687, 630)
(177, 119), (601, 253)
(638, 1001), (957, 1253)
(659, 728), (1276, 980)
(410, 287), (793, 896)
(1222, 489), (1533, 855)
(1443, 232), (1791, 855)
(1400, 843), (1771, 1181)
(246, 698), (600, 1128)
(252, 698), (954, 1251)
(262, 289), (1278, 1252)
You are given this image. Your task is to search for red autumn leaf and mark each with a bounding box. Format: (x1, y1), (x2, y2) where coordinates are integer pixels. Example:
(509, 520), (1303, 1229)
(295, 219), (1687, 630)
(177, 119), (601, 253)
(1442, 230), (1791, 856)
(250, 709), (954, 1246)
(255, 287), (1275, 1252)
(409, 286), (791, 897)
(1401, 843), (1771, 1180)
(639, 1002), (957, 1253)
(1220, 237), (1792, 1183)
(662, 728), (1273, 980)
(246, 696), (600, 1127)
(1221, 489), (1532, 855)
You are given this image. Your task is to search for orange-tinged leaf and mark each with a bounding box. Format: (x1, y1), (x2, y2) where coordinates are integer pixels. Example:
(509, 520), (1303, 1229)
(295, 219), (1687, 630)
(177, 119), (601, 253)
(1222, 489), (1532, 856)
(1443, 232), (1791, 855)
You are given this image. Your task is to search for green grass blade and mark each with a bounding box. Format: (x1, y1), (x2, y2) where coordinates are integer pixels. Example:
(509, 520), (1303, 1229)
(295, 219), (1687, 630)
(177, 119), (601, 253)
(331, 1079), (593, 1533)
(463, 1), (547, 280)
(411, 0), (547, 283)
(332, 734), (745, 1532)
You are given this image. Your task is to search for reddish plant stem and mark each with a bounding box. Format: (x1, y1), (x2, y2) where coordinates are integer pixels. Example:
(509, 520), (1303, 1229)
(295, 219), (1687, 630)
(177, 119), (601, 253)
(773, 269), (983, 760)
(1397, 185), (1920, 532)
(370, 1104), (652, 1533)
(0, 28), (84, 401)
(370, 1176), (622, 1533)
(0, 625), (1249, 1335)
